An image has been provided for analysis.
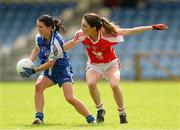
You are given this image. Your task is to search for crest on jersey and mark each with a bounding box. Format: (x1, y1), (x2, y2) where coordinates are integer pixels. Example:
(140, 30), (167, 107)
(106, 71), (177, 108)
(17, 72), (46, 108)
(44, 51), (50, 58)
(85, 45), (90, 49)
(41, 47), (46, 52)
(92, 51), (103, 60)
(53, 45), (58, 56)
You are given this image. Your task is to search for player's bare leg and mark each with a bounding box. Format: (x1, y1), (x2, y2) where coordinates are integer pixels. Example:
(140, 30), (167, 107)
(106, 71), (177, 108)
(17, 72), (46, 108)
(86, 70), (102, 106)
(62, 82), (96, 124)
(33, 75), (54, 125)
(105, 65), (128, 123)
(86, 70), (105, 123)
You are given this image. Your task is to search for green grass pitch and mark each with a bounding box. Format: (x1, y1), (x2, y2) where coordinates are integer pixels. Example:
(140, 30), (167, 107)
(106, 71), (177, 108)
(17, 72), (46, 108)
(0, 81), (180, 130)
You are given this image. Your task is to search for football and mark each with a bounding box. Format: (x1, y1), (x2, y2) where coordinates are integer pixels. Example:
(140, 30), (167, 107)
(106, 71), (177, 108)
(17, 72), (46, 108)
(16, 58), (33, 74)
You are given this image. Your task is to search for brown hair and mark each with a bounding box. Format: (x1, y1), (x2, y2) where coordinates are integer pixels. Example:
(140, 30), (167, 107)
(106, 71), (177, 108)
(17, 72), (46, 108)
(38, 14), (65, 34)
(83, 13), (120, 35)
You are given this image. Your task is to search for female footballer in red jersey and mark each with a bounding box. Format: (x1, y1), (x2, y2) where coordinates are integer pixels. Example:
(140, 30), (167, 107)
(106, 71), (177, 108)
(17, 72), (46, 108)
(64, 13), (168, 124)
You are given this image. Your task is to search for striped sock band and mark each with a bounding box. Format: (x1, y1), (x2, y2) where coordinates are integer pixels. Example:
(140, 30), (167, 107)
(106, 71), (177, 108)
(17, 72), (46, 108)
(86, 115), (95, 123)
(96, 103), (104, 111)
(118, 107), (126, 115)
(36, 112), (44, 121)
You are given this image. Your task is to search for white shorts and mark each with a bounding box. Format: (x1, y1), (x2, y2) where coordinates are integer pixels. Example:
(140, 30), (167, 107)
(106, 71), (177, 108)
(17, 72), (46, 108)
(86, 58), (120, 77)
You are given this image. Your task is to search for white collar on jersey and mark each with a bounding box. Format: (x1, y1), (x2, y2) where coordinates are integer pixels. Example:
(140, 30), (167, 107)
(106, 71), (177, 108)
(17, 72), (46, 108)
(88, 29), (101, 44)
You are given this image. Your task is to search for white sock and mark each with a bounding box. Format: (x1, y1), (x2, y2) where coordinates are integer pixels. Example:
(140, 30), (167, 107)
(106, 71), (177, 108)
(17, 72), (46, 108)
(118, 107), (126, 115)
(96, 103), (104, 111)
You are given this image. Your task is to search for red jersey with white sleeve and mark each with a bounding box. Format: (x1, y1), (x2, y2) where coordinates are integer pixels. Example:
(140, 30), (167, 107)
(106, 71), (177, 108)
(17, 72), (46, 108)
(73, 28), (124, 64)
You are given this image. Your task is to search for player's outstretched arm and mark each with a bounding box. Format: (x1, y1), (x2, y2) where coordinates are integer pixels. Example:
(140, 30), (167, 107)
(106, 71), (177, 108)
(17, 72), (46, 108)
(64, 32), (81, 51)
(64, 40), (77, 51)
(118, 24), (168, 36)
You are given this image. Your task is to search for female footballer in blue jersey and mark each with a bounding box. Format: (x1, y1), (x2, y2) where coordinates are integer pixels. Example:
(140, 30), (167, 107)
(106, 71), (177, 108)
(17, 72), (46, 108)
(20, 14), (96, 125)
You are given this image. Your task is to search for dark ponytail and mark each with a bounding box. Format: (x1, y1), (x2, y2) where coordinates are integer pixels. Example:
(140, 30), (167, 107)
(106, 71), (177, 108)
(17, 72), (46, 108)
(53, 18), (65, 34)
(38, 14), (65, 34)
(83, 13), (120, 35)
(101, 17), (119, 35)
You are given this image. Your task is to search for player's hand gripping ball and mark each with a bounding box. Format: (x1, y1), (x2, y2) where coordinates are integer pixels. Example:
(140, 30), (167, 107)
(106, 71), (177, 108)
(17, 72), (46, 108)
(16, 58), (35, 78)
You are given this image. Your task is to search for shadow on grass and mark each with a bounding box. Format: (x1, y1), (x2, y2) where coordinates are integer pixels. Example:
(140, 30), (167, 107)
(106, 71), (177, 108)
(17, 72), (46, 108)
(16, 122), (73, 127)
(12, 122), (102, 129)
(10, 121), (123, 129)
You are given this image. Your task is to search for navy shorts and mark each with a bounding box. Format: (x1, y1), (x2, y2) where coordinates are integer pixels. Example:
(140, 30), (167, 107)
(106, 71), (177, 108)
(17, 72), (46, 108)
(44, 62), (74, 87)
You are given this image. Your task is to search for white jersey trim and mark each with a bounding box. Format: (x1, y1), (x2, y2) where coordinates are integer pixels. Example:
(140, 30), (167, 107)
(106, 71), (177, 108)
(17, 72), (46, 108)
(76, 28), (124, 44)
(100, 29), (124, 43)
(35, 33), (41, 49)
(75, 29), (86, 42)
(48, 37), (63, 61)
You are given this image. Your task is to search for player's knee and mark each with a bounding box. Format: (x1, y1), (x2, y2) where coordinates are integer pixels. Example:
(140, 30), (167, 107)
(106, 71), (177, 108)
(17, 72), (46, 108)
(35, 83), (44, 93)
(87, 81), (96, 88)
(65, 95), (75, 104)
(110, 83), (119, 90)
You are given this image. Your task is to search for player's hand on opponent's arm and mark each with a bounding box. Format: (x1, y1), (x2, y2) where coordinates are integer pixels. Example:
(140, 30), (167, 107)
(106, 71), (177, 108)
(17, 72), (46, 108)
(20, 67), (36, 78)
(152, 24), (168, 30)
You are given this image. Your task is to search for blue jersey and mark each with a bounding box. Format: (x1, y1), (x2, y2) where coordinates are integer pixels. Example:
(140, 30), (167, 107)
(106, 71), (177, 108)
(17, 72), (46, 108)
(35, 31), (73, 86)
(35, 32), (69, 64)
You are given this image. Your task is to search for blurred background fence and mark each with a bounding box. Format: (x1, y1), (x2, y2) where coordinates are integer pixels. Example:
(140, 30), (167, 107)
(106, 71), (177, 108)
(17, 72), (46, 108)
(0, 0), (179, 81)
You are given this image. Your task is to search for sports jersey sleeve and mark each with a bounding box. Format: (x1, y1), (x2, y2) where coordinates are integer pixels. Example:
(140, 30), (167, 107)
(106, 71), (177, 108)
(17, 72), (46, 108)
(35, 33), (40, 49)
(100, 28), (124, 46)
(73, 29), (86, 43)
(103, 33), (124, 43)
(48, 38), (63, 61)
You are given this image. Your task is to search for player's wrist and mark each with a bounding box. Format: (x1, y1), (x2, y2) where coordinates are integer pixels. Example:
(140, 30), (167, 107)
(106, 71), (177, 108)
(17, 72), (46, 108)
(150, 25), (154, 30)
(151, 25), (156, 30)
(32, 68), (36, 74)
